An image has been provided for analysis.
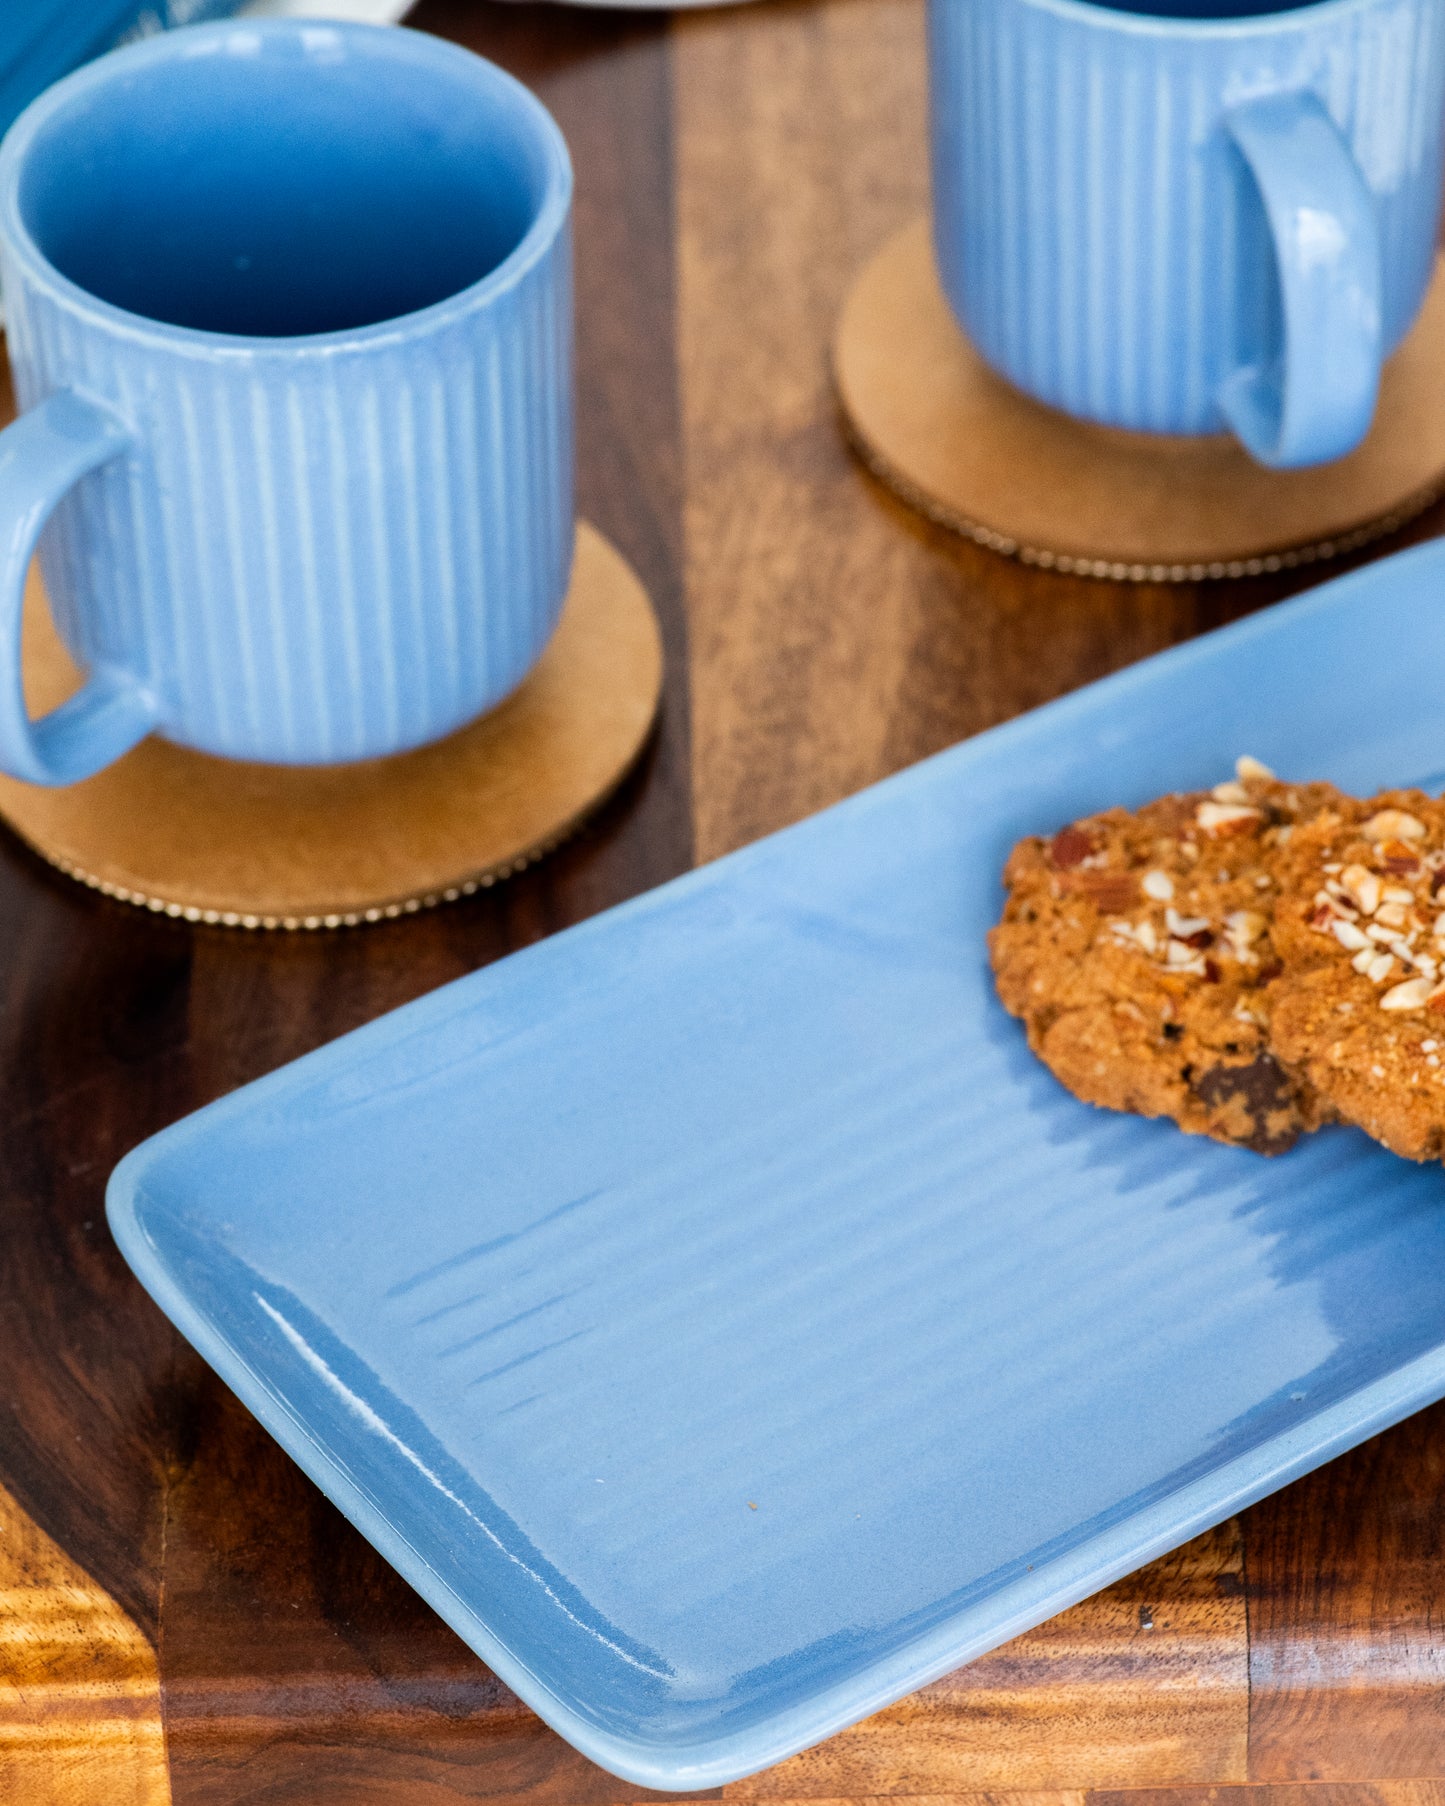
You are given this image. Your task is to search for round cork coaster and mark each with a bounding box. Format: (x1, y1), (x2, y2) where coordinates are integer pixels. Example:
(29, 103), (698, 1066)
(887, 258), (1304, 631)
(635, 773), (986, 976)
(0, 522), (662, 928)
(835, 219), (1445, 581)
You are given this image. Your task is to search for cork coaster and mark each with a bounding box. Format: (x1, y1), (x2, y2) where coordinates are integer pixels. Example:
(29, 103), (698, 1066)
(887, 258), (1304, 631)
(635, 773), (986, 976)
(835, 219), (1445, 580)
(0, 522), (662, 928)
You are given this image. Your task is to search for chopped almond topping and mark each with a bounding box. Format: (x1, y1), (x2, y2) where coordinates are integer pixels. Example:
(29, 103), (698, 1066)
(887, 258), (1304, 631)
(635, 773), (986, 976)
(1141, 870), (1174, 902)
(1363, 808), (1427, 842)
(1211, 780), (1250, 805)
(1163, 899), (1206, 931)
(1235, 755), (1276, 782)
(1332, 919), (1370, 952)
(1337, 865), (1382, 916)
(1382, 977), (1432, 1011)
(1197, 800), (1263, 835)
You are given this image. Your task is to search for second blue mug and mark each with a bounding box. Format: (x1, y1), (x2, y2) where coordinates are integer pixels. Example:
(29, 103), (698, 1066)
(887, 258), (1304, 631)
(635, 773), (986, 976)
(0, 19), (574, 784)
(929, 0), (1445, 469)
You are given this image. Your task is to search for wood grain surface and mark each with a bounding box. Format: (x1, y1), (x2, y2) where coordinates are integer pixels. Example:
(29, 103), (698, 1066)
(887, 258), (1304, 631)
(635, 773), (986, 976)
(2, 0), (1445, 1802)
(0, 1482), (167, 1806)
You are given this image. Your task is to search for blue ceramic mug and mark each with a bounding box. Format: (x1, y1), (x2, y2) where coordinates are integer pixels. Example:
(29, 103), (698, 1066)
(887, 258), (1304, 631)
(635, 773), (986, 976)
(928, 0), (1445, 469)
(0, 20), (573, 784)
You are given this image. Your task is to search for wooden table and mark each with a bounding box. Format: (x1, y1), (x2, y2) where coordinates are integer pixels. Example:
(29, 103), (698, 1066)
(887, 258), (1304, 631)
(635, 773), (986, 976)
(5, 1), (1445, 1800)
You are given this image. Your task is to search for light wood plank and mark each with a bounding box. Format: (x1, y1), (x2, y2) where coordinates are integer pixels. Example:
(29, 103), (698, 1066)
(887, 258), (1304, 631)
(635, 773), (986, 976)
(0, 1481), (169, 1806)
(672, 0), (1190, 864)
(674, 0), (952, 862)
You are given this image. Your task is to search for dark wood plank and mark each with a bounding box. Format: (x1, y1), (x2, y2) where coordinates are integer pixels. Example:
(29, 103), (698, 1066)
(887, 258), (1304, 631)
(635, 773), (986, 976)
(1092, 1788), (1445, 1806)
(1245, 1403), (1445, 1781)
(725, 1527), (1247, 1795)
(0, 866), (190, 1639)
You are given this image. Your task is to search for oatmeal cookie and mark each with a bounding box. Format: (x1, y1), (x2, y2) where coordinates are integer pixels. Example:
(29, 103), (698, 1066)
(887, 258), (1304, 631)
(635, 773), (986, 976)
(989, 758), (1341, 1153)
(1267, 790), (1445, 1161)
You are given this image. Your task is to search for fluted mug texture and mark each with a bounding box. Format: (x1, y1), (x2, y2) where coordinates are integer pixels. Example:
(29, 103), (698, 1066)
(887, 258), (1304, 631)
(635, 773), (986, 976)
(0, 20), (574, 784)
(928, 0), (1445, 469)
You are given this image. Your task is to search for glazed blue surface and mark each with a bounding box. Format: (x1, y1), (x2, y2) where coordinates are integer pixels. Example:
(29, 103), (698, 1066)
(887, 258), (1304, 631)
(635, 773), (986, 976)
(0, 2), (241, 145)
(110, 540), (1445, 1790)
(928, 0), (1445, 465)
(0, 21), (573, 780)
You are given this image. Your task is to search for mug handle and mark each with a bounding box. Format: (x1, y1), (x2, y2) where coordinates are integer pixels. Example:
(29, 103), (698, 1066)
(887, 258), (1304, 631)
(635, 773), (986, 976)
(1218, 90), (1382, 471)
(0, 390), (158, 785)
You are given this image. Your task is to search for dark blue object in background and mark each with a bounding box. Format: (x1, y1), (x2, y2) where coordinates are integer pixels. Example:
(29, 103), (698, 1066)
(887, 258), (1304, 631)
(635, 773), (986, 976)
(0, 1), (242, 145)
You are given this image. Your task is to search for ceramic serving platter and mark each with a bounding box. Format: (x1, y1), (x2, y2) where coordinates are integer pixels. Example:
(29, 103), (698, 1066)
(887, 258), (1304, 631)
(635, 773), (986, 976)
(110, 539), (1445, 1791)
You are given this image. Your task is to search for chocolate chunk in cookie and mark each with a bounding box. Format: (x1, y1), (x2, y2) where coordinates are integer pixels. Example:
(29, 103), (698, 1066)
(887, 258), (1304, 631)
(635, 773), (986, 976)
(1268, 791), (1445, 1161)
(989, 758), (1341, 1152)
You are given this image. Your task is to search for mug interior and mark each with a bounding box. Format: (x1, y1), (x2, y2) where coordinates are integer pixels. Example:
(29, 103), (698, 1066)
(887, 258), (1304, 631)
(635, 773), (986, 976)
(1087, 0), (1322, 14)
(15, 28), (555, 337)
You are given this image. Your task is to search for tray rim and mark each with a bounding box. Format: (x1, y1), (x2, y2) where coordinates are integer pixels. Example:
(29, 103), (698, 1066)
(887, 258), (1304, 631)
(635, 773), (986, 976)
(108, 534), (1445, 1790)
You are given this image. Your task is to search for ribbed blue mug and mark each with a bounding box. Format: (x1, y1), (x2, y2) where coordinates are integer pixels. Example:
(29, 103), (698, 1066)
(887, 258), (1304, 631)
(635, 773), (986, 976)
(928, 0), (1445, 469)
(0, 19), (574, 784)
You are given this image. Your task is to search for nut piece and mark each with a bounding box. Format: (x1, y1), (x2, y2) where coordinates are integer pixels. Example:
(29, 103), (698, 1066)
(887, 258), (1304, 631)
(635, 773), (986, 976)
(1337, 865), (1382, 916)
(1197, 801), (1264, 835)
(1141, 870), (1174, 902)
(1362, 809), (1427, 843)
(1235, 754), (1276, 782)
(1332, 919), (1370, 952)
(1049, 824), (1097, 869)
(1166, 908), (1212, 948)
(1063, 869), (1139, 912)
(1367, 952), (1397, 984)
(1378, 841), (1423, 876)
(1211, 780), (1250, 805)
(1382, 977), (1433, 1011)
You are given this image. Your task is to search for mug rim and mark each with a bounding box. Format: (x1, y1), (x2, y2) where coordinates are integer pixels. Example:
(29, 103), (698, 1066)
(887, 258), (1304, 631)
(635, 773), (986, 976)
(0, 18), (573, 359)
(988, 0), (1394, 38)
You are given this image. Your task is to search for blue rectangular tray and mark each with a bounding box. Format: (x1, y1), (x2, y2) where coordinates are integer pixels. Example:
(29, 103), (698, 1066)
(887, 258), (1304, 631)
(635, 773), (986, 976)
(109, 538), (1445, 1790)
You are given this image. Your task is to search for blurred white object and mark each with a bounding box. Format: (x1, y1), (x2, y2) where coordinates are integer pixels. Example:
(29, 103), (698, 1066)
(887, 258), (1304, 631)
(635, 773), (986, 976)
(240, 0), (413, 20)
